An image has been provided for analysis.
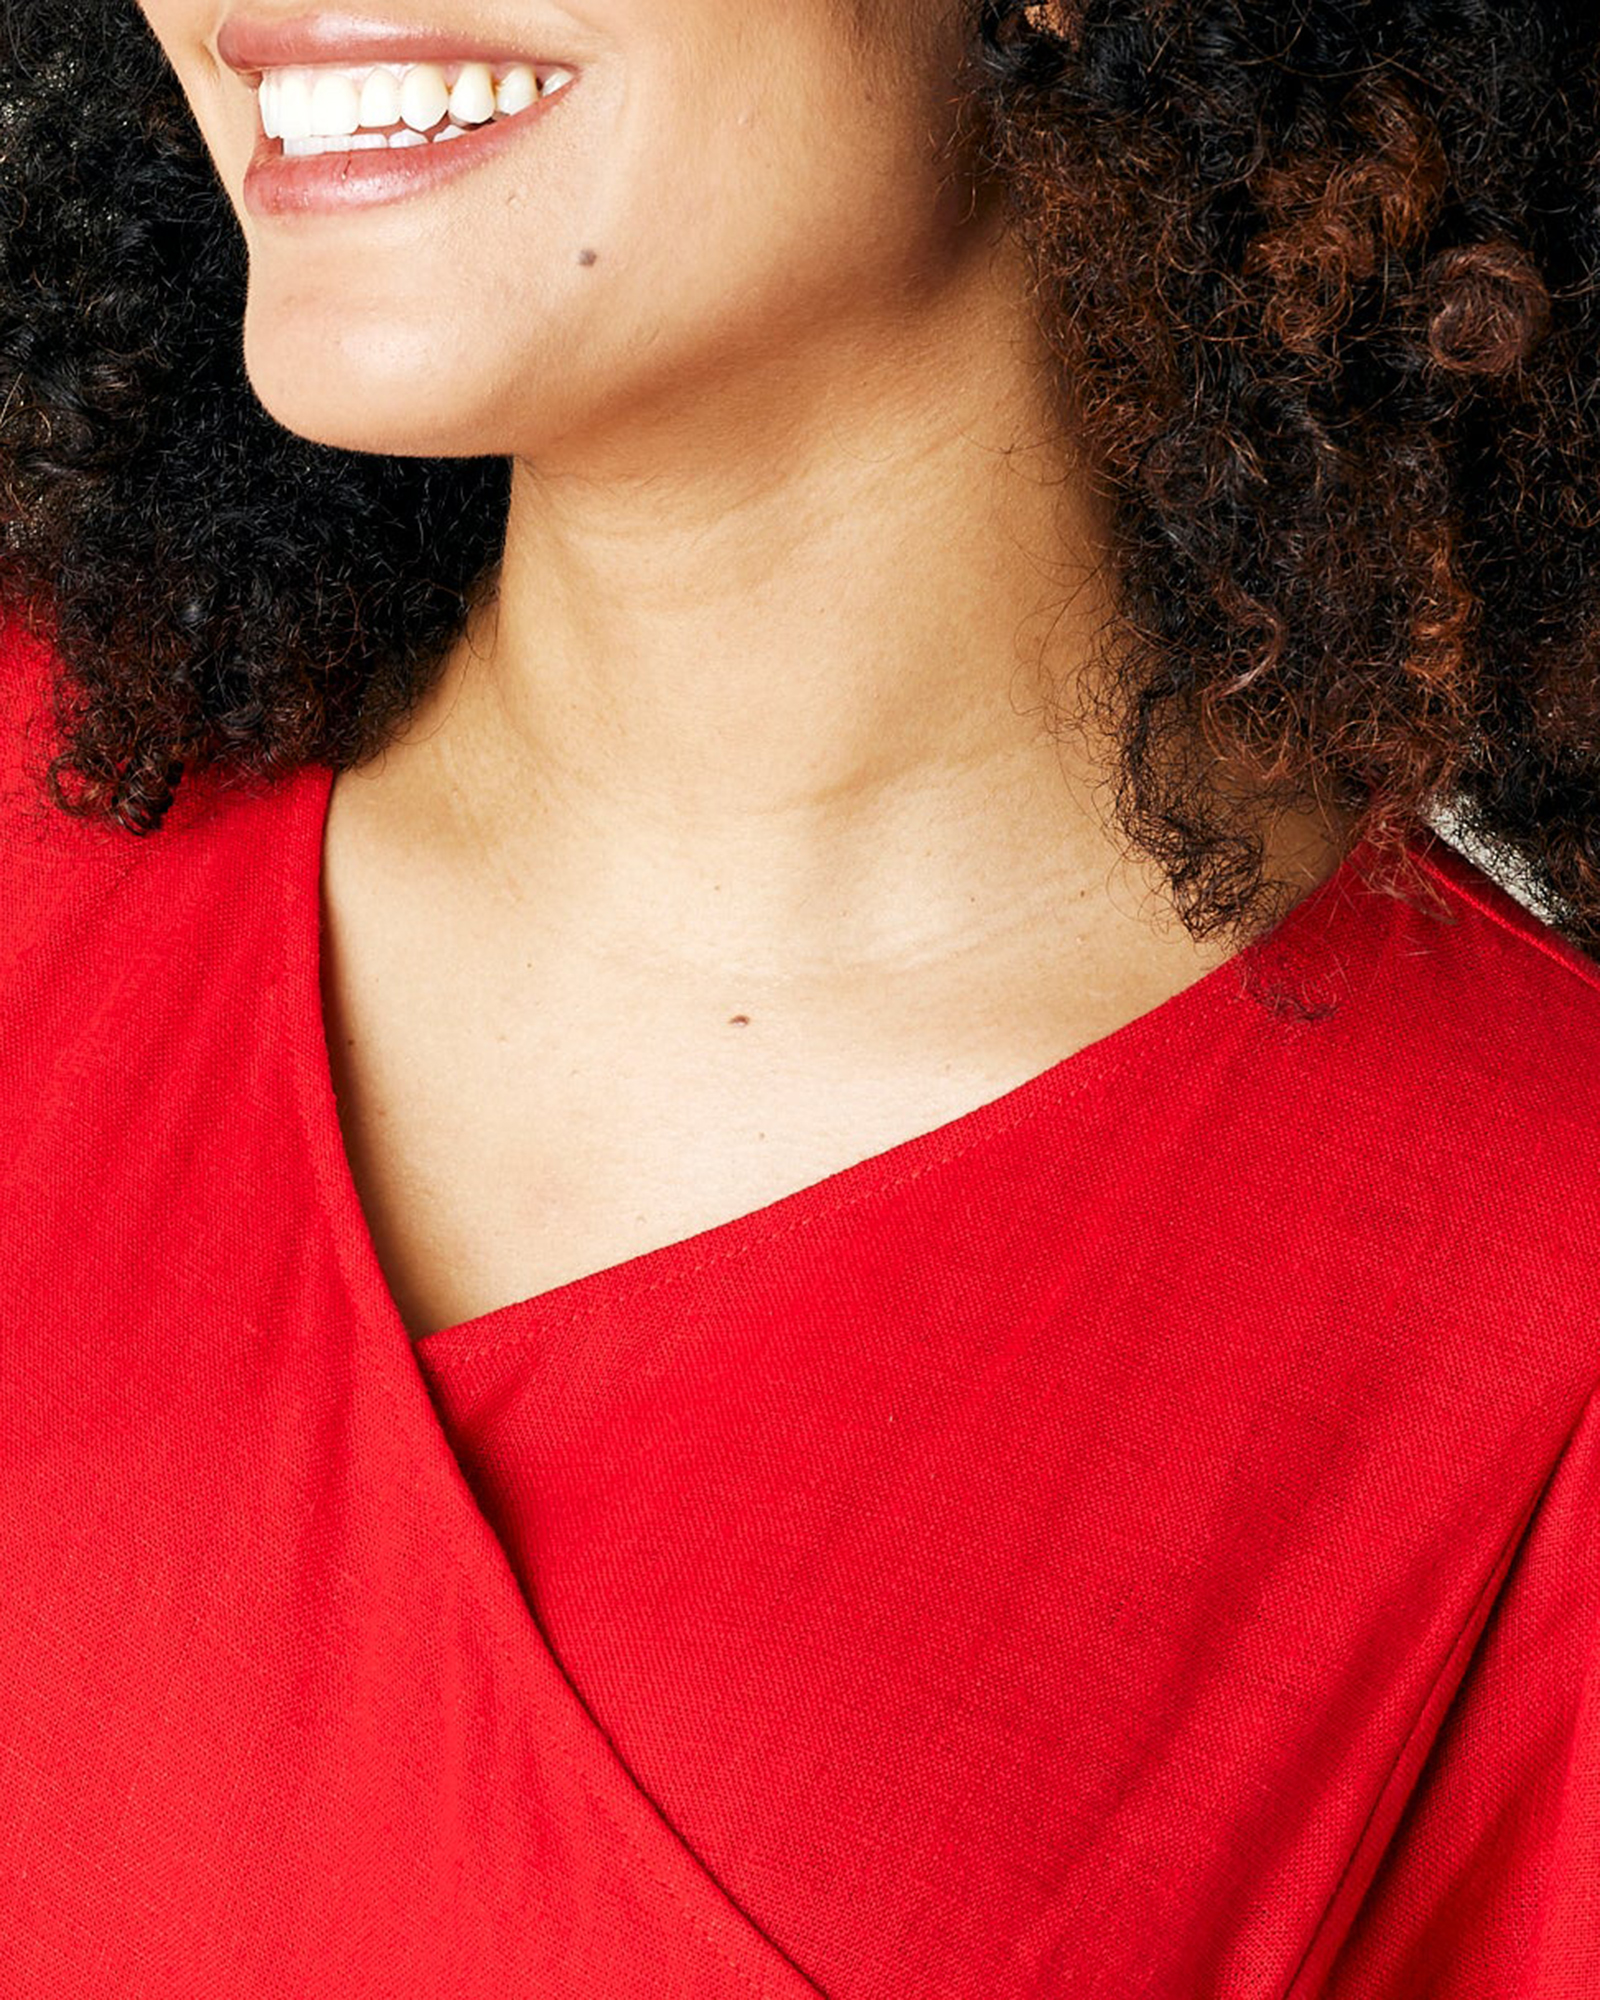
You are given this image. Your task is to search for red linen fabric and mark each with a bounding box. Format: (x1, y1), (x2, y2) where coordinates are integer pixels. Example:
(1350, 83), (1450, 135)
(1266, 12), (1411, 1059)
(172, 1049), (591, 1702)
(2, 609), (1599, 1998)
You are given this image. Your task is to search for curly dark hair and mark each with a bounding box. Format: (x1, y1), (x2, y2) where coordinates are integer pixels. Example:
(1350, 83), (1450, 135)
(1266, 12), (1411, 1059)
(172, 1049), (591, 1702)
(3, 0), (1599, 946)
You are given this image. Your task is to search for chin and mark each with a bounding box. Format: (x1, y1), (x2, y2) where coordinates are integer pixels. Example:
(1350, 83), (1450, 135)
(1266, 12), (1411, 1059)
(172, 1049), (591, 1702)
(241, 313), (509, 458)
(245, 388), (483, 458)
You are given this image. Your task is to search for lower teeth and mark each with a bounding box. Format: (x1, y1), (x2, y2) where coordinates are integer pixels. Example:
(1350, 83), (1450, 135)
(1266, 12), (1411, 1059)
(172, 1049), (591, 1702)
(281, 121), (496, 158)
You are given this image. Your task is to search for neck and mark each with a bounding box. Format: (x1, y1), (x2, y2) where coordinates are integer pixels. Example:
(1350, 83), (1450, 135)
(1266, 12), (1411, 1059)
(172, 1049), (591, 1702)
(370, 227), (1165, 970)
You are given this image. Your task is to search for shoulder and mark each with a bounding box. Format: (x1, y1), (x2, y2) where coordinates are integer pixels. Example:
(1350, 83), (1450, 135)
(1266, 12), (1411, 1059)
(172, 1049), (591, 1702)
(1253, 823), (1600, 1294)
(1407, 826), (1600, 1008)
(0, 608), (134, 978)
(1366, 828), (1600, 1120)
(0, 602), (325, 991)
(1249, 820), (1600, 1097)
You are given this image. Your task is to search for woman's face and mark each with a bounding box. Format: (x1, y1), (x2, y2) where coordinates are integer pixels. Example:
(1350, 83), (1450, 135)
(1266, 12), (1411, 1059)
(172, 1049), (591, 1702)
(136, 2), (986, 459)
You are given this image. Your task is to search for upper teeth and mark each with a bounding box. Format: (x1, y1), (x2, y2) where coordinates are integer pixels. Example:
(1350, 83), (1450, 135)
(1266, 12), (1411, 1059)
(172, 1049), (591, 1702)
(259, 61), (573, 143)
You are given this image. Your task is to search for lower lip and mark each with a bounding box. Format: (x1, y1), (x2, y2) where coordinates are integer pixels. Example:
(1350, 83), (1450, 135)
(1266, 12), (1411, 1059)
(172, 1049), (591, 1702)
(242, 86), (573, 219)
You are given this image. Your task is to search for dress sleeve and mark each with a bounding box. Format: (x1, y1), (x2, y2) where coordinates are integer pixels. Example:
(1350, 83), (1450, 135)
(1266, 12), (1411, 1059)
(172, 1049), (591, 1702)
(1319, 1374), (1600, 1996)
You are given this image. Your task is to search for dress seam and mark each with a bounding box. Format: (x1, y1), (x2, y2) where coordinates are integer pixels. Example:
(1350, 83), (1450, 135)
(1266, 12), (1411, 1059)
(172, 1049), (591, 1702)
(1414, 844), (1600, 996)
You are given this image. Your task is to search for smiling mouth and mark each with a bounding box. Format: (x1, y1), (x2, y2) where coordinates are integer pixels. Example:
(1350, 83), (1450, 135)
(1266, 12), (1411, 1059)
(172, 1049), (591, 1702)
(255, 59), (576, 155)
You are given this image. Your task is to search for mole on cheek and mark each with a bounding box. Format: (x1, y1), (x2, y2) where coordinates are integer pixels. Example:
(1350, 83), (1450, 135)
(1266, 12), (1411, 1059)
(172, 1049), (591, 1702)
(577, 248), (598, 267)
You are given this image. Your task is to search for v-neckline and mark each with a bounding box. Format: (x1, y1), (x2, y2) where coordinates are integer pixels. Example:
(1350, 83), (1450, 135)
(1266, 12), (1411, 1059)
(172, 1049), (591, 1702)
(281, 756), (1383, 1357)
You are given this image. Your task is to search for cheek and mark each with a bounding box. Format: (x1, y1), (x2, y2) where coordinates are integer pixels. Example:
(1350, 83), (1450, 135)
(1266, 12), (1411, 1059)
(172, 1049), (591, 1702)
(611, 28), (951, 315)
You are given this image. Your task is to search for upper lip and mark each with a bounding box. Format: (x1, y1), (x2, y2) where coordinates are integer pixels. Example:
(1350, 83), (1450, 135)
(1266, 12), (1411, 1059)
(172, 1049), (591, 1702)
(215, 11), (562, 76)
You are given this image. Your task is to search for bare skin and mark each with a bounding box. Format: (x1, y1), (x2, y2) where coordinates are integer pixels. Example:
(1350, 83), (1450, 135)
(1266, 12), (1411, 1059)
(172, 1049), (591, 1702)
(322, 761), (1341, 1338)
(140, 0), (1347, 1337)
(317, 220), (1343, 1336)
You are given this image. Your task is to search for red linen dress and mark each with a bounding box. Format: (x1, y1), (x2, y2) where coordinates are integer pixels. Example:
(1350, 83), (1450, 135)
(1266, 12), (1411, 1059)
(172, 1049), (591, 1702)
(2, 611), (1599, 1998)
